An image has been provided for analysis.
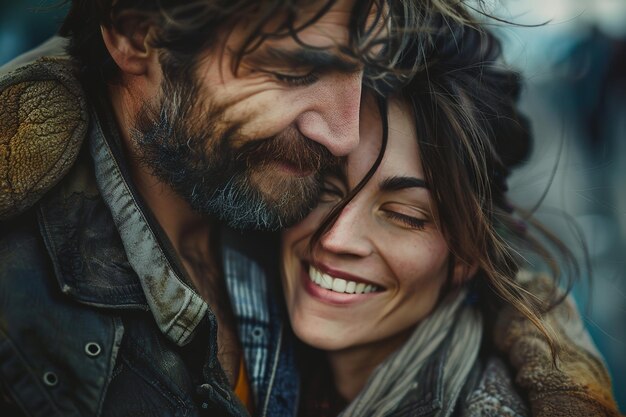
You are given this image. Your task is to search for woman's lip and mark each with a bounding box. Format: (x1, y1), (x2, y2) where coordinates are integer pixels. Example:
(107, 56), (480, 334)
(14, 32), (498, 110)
(300, 266), (381, 305)
(310, 262), (384, 289)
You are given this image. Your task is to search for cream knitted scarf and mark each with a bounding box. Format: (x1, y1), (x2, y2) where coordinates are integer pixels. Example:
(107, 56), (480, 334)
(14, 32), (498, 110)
(339, 290), (483, 417)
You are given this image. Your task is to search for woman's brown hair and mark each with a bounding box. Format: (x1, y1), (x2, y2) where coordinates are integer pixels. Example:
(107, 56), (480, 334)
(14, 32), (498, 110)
(312, 7), (578, 359)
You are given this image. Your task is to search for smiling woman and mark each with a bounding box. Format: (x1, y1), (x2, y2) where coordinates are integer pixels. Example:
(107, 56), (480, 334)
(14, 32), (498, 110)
(279, 6), (623, 417)
(281, 95), (495, 417)
(282, 98), (453, 359)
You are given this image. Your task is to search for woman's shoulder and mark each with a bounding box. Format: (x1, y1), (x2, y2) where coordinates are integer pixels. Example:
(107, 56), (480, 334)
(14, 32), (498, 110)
(495, 270), (604, 360)
(489, 270), (622, 417)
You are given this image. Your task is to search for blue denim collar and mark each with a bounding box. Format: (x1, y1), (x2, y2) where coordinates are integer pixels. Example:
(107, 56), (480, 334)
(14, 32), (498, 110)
(37, 137), (149, 310)
(88, 102), (209, 346)
(38, 99), (208, 346)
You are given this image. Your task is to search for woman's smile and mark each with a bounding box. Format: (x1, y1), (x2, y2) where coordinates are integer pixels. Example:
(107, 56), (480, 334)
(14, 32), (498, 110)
(300, 262), (385, 305)
(307, 264), (384, 294)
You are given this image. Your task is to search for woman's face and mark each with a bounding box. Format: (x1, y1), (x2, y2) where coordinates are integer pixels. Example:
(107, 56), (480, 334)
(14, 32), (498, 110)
(281, 99), (461, 352)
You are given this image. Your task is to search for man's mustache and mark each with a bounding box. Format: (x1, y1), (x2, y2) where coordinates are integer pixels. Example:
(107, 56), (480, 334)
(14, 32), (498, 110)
(236, 127), (340, 173)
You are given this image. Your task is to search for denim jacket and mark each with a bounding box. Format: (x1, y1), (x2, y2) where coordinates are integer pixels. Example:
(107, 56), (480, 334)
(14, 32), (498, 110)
(0, 41), (299, 416)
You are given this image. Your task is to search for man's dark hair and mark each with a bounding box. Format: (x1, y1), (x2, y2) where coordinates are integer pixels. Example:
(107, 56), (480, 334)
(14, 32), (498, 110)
(59, 0), (475, 89)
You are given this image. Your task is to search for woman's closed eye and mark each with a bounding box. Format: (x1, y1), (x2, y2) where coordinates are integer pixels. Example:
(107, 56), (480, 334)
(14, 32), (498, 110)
(380, 204), (428, 230)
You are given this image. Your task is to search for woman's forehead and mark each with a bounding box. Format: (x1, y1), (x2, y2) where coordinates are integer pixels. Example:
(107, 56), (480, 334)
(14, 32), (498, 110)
(347, 99), (422, 184)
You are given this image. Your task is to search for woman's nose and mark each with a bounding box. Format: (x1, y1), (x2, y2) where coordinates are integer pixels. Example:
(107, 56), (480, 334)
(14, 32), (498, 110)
(319, 203), (373, 257)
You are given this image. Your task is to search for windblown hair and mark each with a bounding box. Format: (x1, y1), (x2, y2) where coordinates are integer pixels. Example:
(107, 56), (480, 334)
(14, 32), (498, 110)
(58, 0), (486, 90)
(403, 18), (577, 356)
(313, 7), (577, 358)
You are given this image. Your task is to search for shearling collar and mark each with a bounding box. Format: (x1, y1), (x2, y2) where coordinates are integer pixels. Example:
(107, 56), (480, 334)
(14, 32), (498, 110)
(0, 37), (87, 220)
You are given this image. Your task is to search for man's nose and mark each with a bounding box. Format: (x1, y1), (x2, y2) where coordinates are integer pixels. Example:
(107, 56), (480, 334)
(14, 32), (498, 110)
(295, 71), (362, 156)
(319, 202), (373, 257)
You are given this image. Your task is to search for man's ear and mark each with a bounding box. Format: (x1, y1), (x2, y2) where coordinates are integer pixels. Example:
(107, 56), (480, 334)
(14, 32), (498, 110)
(452, 259), (479, 285)
(100, 17), (154, 76)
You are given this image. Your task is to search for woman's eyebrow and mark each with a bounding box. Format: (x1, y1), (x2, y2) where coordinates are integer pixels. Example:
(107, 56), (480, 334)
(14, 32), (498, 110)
(379, 176), (428, 191)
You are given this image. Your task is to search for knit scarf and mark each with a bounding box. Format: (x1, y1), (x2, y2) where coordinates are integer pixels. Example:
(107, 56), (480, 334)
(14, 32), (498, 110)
(339, 290), (483, 417)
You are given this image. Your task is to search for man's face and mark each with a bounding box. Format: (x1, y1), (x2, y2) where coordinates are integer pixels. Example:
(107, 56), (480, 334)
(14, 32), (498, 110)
(135, 0), (376, 230)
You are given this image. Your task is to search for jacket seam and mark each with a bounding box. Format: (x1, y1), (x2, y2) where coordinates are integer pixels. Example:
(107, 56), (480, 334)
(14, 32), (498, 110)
(261, 323), (283, 417)
(95, 316), (125, 417)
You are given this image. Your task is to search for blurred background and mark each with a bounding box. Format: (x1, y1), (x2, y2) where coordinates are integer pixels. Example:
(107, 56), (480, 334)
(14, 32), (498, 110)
(480, 0), (626, 410)
(1, 0), (624, 411)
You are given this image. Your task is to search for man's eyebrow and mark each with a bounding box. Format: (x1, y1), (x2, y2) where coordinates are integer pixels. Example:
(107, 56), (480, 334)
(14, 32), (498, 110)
(379, 176), (429, 191)
(247, 46), (360, 72)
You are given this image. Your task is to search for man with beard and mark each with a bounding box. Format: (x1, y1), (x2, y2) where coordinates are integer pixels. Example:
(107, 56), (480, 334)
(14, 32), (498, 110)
(0, 0), (435, 416)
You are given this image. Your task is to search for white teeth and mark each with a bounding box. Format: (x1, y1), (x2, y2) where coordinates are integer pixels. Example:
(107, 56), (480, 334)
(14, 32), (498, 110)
(332, 278), (347, 292)
(310, 267), (321, 285)
(308, 266), (379, 294)
(320, 273), (333, 289)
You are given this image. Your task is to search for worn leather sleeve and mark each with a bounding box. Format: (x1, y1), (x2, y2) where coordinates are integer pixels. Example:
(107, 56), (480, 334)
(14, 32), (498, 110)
(0, 56), (88, 220)
(493, 273), (623, 417)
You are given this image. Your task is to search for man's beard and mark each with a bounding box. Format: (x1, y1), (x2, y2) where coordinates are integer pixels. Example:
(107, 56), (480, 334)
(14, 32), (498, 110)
(132, 77), (339, 231)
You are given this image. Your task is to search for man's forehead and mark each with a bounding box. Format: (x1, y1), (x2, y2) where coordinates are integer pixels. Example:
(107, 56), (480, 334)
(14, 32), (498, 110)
(263, 0), (357, 31)
(236, 0), (386, 68)
(267, 0), (385, 45)
(247, 0), (355, 49)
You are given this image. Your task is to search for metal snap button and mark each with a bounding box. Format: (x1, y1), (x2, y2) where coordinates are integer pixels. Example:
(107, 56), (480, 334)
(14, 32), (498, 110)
(214, 384), (231, 402)
(42, 371), (58, 387)
(85, 342), (102, 357)
(251, 327), (264, 339)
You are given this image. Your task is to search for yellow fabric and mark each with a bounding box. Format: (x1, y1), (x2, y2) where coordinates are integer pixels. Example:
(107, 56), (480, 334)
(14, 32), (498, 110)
(234, 355), (254, 414)
(0, 56), (88, 220)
